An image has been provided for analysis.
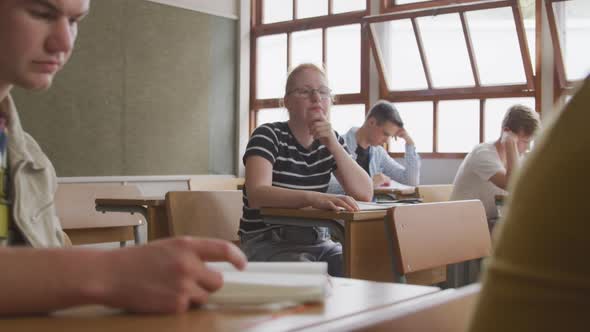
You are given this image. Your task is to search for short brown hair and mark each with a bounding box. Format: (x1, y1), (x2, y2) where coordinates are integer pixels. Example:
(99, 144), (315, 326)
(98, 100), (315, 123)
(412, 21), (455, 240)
(366, 100), (404, 127)
(284, 63), (328, 97)
(501, 104), (540, 136)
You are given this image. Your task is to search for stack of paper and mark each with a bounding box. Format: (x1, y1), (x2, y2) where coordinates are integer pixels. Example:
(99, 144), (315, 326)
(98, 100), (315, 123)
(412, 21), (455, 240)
(206, 262), (330, 305)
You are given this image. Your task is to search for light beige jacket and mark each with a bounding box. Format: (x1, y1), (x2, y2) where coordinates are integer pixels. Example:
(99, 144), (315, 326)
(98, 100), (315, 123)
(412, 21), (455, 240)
(1, 94), (66, 247)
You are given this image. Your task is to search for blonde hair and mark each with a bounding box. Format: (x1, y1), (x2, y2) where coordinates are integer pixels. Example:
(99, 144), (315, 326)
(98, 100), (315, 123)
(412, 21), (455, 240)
(284, 63), (329, 97)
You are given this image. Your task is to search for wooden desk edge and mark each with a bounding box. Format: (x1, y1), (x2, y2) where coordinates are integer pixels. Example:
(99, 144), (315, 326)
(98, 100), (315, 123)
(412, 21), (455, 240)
(261, 208), (387, 221)
(95, 197), (165, 206)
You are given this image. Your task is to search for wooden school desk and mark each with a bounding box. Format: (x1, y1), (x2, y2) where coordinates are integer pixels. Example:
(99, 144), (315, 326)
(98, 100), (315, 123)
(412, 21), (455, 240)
(0, 278), (439, 332)
(261, 207), (396, 282)
(95, 197), (169, 241)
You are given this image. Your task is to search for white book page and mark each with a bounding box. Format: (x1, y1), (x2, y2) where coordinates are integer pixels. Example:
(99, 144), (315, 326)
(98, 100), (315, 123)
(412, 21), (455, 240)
(206, 262), (330, 305)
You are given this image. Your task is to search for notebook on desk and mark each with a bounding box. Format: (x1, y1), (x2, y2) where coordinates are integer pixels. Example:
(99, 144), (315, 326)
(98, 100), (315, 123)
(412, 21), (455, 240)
(376, 181), (416, 195)
(206, 262), (330, 305)
(357, 201), (406, 211)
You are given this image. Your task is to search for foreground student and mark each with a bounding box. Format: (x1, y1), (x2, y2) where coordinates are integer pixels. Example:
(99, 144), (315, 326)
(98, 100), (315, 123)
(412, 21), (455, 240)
(469, 78), (590, 331)
(0, 0), (246, 315)
(240, 63), (372, 277)
(328, 100), (420, 195)
(451, 104), (540, 221)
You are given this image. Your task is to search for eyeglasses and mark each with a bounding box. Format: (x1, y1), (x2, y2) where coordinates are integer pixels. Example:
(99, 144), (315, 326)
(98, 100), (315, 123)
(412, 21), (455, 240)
(287, 87), (333, 100)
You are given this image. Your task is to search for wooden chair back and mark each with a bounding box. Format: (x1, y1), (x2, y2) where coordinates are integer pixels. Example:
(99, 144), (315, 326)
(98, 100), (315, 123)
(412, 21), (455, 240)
(55, 183), (144, 245)
(189, 175), (244, 191)
(416, 184), (454, 203)
(387, 200), (491, 282)
(165, 190), (242, 244)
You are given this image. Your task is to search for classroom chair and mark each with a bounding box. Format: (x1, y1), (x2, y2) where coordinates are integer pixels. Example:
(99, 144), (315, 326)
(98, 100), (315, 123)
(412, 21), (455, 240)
(386, 200), (491, 284)
(416, 184), (454, 203)
(165, 190), (242, 245)
(55, 183), (145, 246)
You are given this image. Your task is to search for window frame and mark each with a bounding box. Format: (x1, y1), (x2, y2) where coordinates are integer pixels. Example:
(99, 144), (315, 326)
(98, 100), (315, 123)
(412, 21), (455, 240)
(250, 0), (371, 134)
(366, 0), (536, 157)
(544, 0), (586, 99)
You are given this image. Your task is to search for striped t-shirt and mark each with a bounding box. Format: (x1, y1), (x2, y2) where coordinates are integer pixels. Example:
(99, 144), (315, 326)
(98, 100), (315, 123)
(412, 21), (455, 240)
(239, 121), (348, 234)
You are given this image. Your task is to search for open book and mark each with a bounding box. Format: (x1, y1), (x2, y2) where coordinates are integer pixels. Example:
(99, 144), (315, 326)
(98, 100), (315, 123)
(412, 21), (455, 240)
(206, 262), (330, 305)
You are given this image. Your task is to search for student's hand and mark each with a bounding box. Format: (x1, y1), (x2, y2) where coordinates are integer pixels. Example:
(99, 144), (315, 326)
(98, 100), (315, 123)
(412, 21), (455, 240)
(308, 192), (359, 212)
(309, 113), (339, 151)
(372, 173), (391, 187)
(98, 237), (247, 313)
(396, 129), (415, 146)
(501, 130), (517, 146)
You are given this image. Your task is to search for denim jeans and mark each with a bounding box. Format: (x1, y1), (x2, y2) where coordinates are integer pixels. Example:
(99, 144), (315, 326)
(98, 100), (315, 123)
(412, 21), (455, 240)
(240, 226), (343, 277)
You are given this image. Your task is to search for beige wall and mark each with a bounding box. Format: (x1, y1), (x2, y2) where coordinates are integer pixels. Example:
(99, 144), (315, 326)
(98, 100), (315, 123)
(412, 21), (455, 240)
(12, 0), (236, 176)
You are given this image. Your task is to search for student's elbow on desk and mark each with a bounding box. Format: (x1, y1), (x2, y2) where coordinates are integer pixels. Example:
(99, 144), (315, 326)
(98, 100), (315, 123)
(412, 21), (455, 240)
(343, 186), (372, 202)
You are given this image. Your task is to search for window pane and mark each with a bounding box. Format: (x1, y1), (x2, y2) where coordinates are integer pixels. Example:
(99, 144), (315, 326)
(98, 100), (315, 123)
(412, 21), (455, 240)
(389, 102), (433, 153)
(333, 0), (366, 14)
(521, 0), (536, 74)
(330, 104), (366, 135)
(484, 98), (535, 142)
(553, 0), (590, 81)
(257, 108), (289, 127)
(438, 100), (479, 153)
(466, 7), (527, 85)
(292, 29), (323, 69)
(257, 34), (287, 99)
(297, 0), (328, 19)
(263, 0), (293, 24)
(327, 24), (361, 94)
(417, 14), (475, 88)
(373, 20), (428, 91)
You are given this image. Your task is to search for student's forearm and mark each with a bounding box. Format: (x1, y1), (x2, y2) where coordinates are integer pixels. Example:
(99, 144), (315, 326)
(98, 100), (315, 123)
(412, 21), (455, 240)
(505, 141), (518, 181)
(0, 248), (108, 315)
(247, 185), (319, 209)
(330, 145), (372, 201)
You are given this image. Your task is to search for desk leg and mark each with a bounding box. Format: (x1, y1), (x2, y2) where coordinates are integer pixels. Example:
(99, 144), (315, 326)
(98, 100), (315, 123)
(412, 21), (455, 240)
(345, 218), (394, 282)
(146, 206), (171, 241)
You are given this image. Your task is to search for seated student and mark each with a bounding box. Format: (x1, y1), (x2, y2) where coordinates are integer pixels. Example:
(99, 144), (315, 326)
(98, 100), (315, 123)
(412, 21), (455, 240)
(240, 63), (372, 277)
(468, 78), (590, 331)
(0, 0), (246, 315)
(328, 100), (420, 195)
(451, 104), (540, 221)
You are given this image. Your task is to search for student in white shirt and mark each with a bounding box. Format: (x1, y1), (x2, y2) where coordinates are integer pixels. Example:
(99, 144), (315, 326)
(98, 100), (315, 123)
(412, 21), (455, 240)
(451, 104), (540, 221)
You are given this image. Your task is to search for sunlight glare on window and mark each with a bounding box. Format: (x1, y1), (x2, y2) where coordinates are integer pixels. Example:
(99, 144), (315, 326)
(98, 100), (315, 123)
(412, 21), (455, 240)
(467, 7), (527, 85)
(263, 0), (293, 24)
(327, 24), (361, 94)
(332, 0), (366, 14)
(376, 20), (428, 91)
(297, 0), (328, 19)
(438, 100), (479, 152)
(388, 102), (433, 153)
(292, 29), (323, 69)
(257, 108), (289, 127)
(330, 104), (366, 135)
(417, 14), (475, 88)
(554, 0), (590, 81)
(257, 34), (288, 99)
(484, 98), (535, 142)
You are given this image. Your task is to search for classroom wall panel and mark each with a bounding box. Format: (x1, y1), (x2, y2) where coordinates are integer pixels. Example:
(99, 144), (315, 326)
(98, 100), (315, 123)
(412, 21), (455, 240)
(12, 0), (236, 176)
